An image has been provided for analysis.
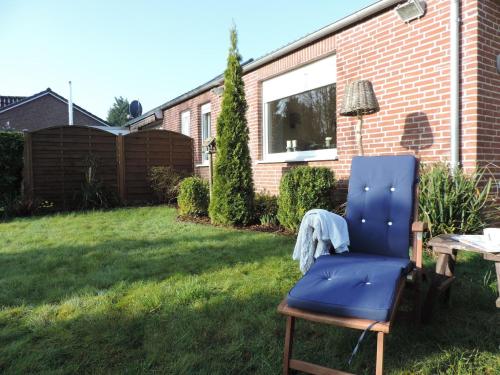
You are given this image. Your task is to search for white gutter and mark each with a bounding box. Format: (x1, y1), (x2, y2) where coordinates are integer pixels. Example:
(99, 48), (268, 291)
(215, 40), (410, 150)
(450, 0), (460, 170)
(243, 0), (403, 72)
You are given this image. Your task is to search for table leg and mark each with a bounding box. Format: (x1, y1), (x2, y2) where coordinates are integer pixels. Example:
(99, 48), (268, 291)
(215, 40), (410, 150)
(495, 262), (500, 309)
(438, 250), (456, 304)
(423, 248), (457, 323)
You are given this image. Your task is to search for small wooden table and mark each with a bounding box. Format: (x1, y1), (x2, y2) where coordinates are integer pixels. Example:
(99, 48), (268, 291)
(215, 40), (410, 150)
(423, 234), (500, 322)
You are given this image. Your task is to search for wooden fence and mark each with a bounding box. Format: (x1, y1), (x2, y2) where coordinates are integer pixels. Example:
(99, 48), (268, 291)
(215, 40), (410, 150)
(23, 126), (193, 209)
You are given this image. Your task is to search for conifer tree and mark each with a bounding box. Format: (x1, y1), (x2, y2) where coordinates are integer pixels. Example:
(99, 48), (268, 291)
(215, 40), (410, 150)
(209, 27), (254, 225)
(106, 96), (129, 126)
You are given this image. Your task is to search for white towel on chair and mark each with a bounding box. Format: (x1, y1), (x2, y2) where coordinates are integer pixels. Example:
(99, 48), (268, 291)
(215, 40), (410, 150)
(293, 209), (349, 274)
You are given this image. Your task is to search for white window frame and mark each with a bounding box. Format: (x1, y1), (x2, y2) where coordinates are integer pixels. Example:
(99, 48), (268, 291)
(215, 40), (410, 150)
(181, 110), (190, 136)
(261, 54), (338, 163)
(200, 103), (211, 165)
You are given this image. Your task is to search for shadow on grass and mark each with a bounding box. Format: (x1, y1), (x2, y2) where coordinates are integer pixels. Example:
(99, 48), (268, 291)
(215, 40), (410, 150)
(0, 208), (498, 374)
(0, 230), (294, 307)
(0, 283), (498, 375)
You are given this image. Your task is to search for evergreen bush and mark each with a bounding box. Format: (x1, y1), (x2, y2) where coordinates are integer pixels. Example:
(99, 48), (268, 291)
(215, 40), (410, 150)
(0, 132), (24, 205)
(209, 26), (254, 226)
(277, 166), (336, 232)
(178, 177), (209, 217)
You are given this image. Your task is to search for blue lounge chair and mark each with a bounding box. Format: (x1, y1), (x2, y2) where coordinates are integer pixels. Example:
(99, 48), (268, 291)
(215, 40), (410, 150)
(278, 155), (426, 375)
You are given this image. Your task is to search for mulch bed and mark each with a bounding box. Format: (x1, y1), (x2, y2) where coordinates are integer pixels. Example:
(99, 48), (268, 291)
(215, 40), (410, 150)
(176, 214), (294, 236)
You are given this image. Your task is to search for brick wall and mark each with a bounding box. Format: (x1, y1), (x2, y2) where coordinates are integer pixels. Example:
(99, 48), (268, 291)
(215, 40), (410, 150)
(0, 94), (104, 132)
(156, 0), (494, 196)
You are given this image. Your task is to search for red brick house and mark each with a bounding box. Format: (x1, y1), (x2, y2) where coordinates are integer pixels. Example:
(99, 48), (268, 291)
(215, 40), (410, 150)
(0, 88), (109, 132)
(126, 0), (499, 195)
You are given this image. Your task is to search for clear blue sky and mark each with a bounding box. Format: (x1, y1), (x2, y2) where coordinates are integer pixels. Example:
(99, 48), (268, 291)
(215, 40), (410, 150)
(1, 0), (375, 120)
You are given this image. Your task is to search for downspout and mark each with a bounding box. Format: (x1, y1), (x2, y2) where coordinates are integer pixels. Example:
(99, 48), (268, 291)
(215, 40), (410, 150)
(450, 0), (460, 170)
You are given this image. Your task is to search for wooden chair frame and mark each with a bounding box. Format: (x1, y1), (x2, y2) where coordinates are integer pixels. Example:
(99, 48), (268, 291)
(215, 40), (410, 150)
(278, 171), (427, 375)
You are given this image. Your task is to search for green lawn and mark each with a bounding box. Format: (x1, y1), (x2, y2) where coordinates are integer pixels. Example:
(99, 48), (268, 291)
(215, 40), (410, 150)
(0, 207), (498, 374)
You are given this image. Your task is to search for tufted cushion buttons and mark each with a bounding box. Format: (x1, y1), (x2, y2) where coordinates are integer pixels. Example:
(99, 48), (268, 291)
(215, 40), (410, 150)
(287, 253), (412, 321)
(345, 155), (417, 258)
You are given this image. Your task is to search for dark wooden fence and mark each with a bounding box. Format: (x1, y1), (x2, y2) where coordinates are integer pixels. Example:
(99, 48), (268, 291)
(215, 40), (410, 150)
(120, 130), (194, 202)
(23, 126), (193, 209)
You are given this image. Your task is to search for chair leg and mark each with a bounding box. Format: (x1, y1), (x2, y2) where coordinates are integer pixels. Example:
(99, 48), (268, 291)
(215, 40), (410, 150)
(376, 332), (384, 375)
(283, 316), (295, 375)
(414, 269), (423, 325)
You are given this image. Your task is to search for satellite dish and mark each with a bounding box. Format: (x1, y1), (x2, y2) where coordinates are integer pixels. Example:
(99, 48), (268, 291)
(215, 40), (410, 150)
(129, 100), (142, 118)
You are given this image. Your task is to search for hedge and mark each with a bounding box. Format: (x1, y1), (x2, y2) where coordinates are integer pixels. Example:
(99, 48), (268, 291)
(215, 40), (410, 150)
(178, 177), (210, 217)
(277, 166), (336, 232)
(0, 132), (24, 203)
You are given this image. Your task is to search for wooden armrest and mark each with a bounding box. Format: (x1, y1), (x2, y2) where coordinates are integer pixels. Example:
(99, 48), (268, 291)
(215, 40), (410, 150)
(411, 221), (427, 268)
(412, 221), (428, 233)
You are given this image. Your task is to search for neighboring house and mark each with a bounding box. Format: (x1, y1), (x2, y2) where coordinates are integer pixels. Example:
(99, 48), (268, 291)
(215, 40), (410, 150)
(0, 88), (109, 132)
(126, 0), (500, 195)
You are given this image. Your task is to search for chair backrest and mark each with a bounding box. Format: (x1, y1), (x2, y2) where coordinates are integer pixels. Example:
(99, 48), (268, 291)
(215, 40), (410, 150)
(345, 155), (418, 259)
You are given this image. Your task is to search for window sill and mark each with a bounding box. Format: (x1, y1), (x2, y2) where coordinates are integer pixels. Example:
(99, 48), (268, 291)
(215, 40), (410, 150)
(195, 163), (209, 168)
(256, 149), (338, 164)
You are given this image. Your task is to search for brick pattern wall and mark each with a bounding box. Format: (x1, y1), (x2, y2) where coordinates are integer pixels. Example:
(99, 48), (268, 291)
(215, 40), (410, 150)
(157, 0), (491, 196)
(0, 94), (104, 132)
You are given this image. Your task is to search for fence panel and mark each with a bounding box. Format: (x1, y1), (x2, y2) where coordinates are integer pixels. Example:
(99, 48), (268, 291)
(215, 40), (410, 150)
(24, 126), (193, 209)
(122, 130), (193, 203)
(26, 126), (118, 210)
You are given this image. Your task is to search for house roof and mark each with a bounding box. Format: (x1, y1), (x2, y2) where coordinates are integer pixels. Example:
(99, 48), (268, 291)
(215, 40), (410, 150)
(126, 0), (402, 128)
(0, 96), (26, 108)
(125, 59), (253, 127)
(0, 88), (110, 126)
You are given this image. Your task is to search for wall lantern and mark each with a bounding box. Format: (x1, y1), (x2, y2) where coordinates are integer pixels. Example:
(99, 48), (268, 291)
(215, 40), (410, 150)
(395, 0), (426, 23)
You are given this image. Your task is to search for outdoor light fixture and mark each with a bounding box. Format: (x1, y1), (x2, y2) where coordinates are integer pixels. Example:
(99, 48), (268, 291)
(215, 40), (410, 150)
(496, 54), (500, 73)
(395, 0), (427, 23)
(340, 80), (380, 156)
(210, 86), (224, 96)
(154, 109), (163, 121)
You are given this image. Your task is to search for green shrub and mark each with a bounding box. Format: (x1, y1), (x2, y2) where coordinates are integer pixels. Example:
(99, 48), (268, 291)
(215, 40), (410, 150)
(148, 166), (182, 204)
(0, 132), (24, 205)
(277, 166), (336, 232)
(254, 192), (278, 226)
(260, 213), (278, 227)
(74, 155), (119, 210)
(419, 163), (494, 237)
(209, 27), (254, 226)
(1, 195), (39, 219)
(178, 177), (209, 217)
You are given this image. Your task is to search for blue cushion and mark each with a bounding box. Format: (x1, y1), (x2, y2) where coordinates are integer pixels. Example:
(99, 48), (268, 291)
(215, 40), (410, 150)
(287, 254), (411, 321)
(346, 155), (417, 258)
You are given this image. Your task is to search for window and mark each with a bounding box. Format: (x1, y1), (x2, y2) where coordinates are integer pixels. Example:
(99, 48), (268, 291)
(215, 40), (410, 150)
(181, 110), (190, 136)
(201, 103), (211, 164)
(262, 54), (337, 162)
